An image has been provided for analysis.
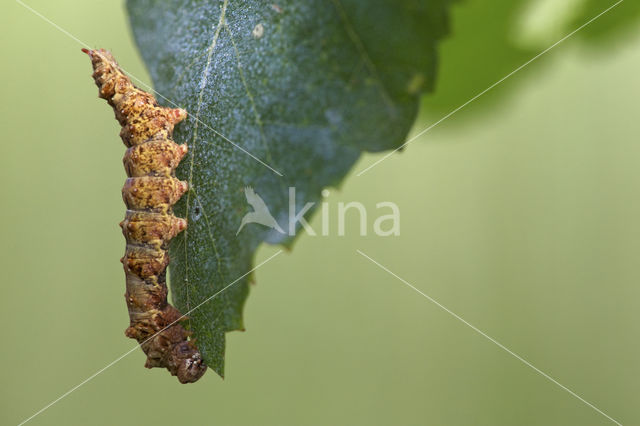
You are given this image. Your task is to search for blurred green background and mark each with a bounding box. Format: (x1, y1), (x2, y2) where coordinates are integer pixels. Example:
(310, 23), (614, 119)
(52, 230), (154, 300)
(1, 1), (639, 425)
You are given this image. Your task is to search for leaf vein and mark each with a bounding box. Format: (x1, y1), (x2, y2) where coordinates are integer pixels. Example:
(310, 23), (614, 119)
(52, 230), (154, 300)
(183, 0), (229, 317)
(331, 0), (395, 113)
(223, 21), (274, 164)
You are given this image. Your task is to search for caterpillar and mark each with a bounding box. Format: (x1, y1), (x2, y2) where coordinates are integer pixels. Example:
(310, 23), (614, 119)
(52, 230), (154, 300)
(83, 48), (207, 383)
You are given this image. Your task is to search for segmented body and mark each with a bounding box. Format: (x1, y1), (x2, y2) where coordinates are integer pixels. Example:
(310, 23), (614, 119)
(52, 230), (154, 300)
(84, 49), (206, 383)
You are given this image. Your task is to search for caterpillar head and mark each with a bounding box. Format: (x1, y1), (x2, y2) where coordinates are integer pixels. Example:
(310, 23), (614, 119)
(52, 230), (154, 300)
(174, 341), (208, 383)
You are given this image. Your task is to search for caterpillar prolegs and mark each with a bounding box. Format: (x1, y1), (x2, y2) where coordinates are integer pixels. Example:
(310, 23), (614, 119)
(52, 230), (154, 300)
(83, 49), (207, 383)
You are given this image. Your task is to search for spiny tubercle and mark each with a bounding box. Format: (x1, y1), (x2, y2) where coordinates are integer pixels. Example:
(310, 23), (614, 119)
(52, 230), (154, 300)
(83, 48), (206, 383)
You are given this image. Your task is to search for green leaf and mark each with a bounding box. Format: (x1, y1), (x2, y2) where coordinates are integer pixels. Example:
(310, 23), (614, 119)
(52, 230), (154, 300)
(421, 0), (639, 122)
(127, 0), (452, 377)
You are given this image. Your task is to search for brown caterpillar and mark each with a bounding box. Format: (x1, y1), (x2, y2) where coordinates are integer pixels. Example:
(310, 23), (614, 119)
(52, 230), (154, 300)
(83, 48), (207, 383)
